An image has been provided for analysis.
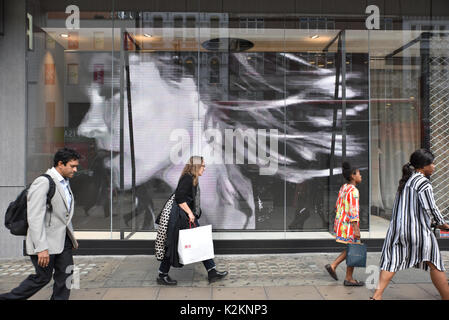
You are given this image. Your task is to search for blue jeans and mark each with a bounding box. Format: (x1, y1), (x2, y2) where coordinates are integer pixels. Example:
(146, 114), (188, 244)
(159, 218), (216, 274)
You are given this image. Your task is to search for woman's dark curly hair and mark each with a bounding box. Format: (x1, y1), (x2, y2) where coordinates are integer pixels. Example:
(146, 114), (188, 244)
(397, 149), (434, 193)
(342, 161), (358, 182)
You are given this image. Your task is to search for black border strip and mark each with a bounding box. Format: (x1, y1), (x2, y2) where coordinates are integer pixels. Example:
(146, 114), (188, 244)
(50, 238), (449, 256)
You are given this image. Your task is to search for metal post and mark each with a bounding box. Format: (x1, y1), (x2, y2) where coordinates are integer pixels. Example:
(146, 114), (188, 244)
(119, 27), (125, 240)
(341, 30), (347, 163)
(329, 32), (342, 181)
(328, 31), (342, 232)
(420, 32), (431, 150)
(110, 3), (115, 240)
(368, 29), (372, 237)
(124, 32), (137, 233)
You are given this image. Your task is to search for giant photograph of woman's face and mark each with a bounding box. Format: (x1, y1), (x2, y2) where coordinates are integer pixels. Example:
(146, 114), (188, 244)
(72, 37), (370, 232)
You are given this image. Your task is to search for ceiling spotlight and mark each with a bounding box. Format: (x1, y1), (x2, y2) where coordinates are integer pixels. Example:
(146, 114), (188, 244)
(310, 34), (319, 39)
(60, 33), (70, 38)
(143, 33), (153, 38)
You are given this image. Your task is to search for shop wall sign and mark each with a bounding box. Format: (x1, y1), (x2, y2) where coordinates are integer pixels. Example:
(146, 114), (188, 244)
(65, 5), (80, 30)
(365, 5), (380, 30)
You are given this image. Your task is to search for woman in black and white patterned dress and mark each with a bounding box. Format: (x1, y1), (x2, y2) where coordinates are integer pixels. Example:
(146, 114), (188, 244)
(372, 149), (449, 300)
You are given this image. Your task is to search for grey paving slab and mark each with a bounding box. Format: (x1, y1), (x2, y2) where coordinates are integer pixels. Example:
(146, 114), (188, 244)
(111, 257), (153, 274)
(144, 270), (161, 281)
(416, 283), (441, 300)
(380, 283), (438, 300)
(190, 278), (217, 287)
(390, 268), (433, 284)
(79, 281), (108, 289)
(265, 285), (324, 300)
(103, 279), (145, 288)
(69, 288), (108, 300)
(73, 257), (123, 284)
(110, 270), (150, 281)
(212, 287), (268, 300)
(102, 287), (159, 300)
(315, 284), (373, 300)
(142, 280), (158, 287)
(158, 287), (212, 300)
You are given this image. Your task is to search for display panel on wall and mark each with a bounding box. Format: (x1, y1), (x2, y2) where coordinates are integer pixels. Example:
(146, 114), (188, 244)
(67, 49), (369, 232)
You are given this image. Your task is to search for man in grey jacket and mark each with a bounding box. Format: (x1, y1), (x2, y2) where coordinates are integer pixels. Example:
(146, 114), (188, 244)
(0, 148), (80, 300)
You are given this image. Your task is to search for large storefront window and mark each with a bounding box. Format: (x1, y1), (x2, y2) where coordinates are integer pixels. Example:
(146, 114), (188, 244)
(25, 0), (449, 241)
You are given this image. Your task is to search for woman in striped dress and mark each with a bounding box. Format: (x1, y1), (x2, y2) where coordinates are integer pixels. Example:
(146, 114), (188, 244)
(372, 149), (449, 300)
(325, 162), (364, 286)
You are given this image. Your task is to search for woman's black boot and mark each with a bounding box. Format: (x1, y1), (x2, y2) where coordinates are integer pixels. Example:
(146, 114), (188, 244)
(157, 273), (177, 286)
(208, 269), (228, 283)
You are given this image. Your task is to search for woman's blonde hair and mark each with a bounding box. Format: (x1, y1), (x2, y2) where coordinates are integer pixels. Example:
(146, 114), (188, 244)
(180, 156), (204, 186)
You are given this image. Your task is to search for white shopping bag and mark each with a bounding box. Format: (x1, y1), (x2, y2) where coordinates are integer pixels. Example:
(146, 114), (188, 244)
(178, 224), (215, 265)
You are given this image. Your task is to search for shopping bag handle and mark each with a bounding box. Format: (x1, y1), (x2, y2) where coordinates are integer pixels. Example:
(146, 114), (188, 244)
(189, 221), (197, 229)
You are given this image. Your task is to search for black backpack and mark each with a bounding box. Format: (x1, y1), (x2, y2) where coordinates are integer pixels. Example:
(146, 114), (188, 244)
(4, 174), (56, 236)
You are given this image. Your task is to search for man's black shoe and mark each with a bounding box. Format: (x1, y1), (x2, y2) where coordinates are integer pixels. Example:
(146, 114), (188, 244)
(157, 274), (177, 286)
(208, 269), (228, 283)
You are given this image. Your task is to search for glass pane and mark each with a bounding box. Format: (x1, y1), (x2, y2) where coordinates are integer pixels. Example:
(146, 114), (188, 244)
(283, 27), (339, 232)
(344, 31), (370, 232)
(428, 31), (449, 220)
(198, 14), (286, 231)
(26, 0), (115, 239)
(369, 30), (423, 238)
(107, 8), (201, 237)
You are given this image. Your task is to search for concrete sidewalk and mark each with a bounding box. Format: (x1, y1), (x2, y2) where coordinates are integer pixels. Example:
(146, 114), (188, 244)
(0, 252), (447, 300)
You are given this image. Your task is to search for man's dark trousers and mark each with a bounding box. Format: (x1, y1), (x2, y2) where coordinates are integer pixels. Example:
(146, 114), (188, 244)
(0, 235), (74, 300)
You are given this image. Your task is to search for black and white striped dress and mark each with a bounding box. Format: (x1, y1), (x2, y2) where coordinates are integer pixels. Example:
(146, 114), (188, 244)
(380, 172), (446, 272)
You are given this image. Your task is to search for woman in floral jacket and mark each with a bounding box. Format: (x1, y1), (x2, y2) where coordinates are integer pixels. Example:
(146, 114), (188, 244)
(325, 162), (364, 286)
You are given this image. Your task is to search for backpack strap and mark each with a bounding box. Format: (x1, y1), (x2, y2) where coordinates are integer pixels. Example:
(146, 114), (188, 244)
(40, 174), (56, 212)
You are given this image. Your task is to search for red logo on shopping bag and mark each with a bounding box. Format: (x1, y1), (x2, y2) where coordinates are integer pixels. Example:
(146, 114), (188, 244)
(184, 245), (191, 249)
